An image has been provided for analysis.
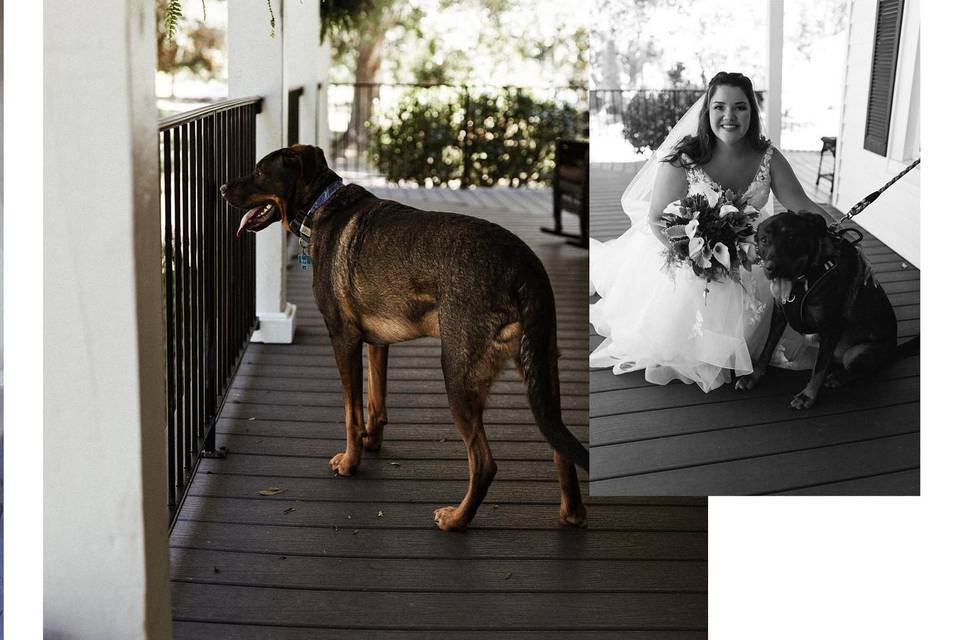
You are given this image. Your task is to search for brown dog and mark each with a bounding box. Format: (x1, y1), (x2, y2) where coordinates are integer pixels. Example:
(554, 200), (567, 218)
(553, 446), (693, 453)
(222, 144), (588, 530)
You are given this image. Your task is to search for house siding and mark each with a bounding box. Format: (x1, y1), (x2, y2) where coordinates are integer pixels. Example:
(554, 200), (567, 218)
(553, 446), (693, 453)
(836, 0), (920, 266)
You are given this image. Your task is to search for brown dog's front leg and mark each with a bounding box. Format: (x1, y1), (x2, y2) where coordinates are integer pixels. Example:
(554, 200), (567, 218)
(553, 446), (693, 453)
(736, 304), (788, 391)
(330, 334), (365, 476)
(790, 332), (840, 410)
(365, 343), (389, 450)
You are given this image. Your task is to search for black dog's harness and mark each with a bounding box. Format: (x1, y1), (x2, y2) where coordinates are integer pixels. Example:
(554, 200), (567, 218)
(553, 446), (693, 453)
(779, 229), (870, 334)
(289, 179), (343, 268)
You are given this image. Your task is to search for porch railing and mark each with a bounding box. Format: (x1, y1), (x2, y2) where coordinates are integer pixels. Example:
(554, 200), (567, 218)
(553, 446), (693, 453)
(288, 85), (304, 145)
(326, 82), (587, 182)
(158, 96), (262, 524)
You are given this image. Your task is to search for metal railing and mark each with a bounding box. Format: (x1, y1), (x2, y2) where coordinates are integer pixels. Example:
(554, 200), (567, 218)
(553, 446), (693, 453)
(326, 82), (587, 182)
(590, 88), (765, 153)
(158, 96), (262, 523)
(288, 86), (304, 145)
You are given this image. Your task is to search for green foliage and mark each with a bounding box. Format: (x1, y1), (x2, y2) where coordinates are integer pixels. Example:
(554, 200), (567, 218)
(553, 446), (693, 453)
(620, 90), (702, 154)
(366, 87), (582, 187)
(163, 0), (184, 41)
(319, 0), (389, 43)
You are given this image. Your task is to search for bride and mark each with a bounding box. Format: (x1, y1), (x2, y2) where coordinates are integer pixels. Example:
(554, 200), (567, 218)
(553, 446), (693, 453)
(590, 72), (828, 392)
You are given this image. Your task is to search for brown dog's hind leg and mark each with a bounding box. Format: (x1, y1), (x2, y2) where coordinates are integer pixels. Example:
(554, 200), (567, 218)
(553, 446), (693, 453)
(433, 338), (500, 531)
(365, 344), (389, 451)
(554, 450), (587, 527)
(329, 333), (365, 476)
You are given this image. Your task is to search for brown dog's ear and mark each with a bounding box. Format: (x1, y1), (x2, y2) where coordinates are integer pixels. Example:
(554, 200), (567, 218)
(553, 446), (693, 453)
(280, 147), (301, 173)
(799, 211), (827, 236)
(314, 146), (328, 170)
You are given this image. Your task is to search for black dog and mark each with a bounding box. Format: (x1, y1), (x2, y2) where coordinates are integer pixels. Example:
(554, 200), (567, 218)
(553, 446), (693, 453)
(222, 145), (588, 530)
(735, 211), (900, 409)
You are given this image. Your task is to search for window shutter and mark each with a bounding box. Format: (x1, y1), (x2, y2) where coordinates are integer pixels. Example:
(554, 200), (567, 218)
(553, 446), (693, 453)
(864, 0), (905, 156)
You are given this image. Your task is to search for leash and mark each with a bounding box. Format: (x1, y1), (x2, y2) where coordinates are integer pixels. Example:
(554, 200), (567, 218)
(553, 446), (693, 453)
(832, 157), (920, 230)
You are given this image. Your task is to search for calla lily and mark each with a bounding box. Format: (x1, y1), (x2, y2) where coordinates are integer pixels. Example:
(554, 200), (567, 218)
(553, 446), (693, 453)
(713, 242), (731, 270)
(688, 236), (705, 257)
(685, 219), (699, 239)
(719, 204), (739, 217)
(742, 204), (759, 216)
(696, 248), (713, 269)
(689, 183), (721, 208)
(663, 200), (682, 216)
(738, 241), (757, 263)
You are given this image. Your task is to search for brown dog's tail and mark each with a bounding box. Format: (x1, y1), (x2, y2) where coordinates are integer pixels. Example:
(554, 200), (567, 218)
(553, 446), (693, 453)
(515, 277), (590, 473)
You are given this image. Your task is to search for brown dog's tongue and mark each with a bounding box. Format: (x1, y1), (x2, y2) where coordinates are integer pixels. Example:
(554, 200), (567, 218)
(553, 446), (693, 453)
(236, 207), (263, 238)
(770, 278), (793, 303)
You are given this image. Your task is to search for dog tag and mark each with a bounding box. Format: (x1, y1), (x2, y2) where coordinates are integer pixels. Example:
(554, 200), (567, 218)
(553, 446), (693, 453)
(298, 248), (311, 270)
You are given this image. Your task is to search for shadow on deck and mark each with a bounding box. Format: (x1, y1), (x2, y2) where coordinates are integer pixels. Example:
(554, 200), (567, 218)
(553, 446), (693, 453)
(589, 152), (920, 496)
(169, 186), (708, 637)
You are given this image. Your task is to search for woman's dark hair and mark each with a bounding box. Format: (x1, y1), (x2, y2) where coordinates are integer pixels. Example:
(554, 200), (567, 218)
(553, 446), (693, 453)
(662, 72), (769, 168)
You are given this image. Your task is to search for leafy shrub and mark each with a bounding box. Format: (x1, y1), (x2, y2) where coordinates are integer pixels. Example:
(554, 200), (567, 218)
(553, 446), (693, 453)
(621, 89), (766, 155)
(621, 90), (702, 155)
(366, 87), (582, 187)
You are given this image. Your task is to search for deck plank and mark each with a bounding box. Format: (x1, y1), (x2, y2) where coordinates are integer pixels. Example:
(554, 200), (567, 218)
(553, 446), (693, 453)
(589, 155), (920, 496)
(170, 186), (706, 635)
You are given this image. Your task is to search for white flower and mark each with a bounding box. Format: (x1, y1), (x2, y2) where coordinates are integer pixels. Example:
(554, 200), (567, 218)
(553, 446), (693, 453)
(713, 243), (731, 270)
(719, 204), (739, 217)
(743, 204), (759, 215)
(689, 236), (704, 257)
(664, 200), (682, 216)
(739, 241), (757, 262)
(688, 183), (721, 208)
(684, 219), (699, 239)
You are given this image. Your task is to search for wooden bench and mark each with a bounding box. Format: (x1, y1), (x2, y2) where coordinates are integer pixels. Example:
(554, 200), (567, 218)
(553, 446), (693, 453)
(542, 139), (588, 248)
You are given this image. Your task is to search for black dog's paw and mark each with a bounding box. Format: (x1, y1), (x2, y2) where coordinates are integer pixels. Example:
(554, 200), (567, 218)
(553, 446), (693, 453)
(789, 391), (817, 410)
(735, 372), (761, 391)
(824, 370), (846, 389)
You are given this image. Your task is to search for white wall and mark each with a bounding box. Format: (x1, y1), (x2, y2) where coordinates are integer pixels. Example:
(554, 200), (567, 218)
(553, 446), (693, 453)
(836, 0), (921, 266)
(43, 0), (171, 637)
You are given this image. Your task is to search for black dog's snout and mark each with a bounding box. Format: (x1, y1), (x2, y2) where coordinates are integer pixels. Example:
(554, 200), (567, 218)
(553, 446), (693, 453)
(764, 260), (776, 273)
(219, 184), (227, 196)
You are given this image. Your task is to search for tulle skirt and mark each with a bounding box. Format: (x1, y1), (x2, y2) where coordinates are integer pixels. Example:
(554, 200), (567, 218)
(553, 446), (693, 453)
(589, 227), (816, 393)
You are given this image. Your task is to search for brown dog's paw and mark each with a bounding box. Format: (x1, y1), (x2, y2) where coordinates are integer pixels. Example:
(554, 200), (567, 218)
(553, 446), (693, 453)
(433, 506), (468, 532)
(735, 372), (761, 391)
(559, 505), (588, 528)
(789, 391), (817, 410)
(362, 430), (383, 451)
(329, 452), (359, 476)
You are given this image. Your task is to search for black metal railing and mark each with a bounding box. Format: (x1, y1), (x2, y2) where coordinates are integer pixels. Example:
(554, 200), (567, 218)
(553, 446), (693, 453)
(590, 88), (765, 153)
(326, 82), (587, 183)
(288, 85), (304, 145)
(158, 96), (262, 523)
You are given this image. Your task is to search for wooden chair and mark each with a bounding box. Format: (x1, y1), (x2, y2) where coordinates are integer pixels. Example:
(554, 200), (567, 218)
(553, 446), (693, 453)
(543, 139), (588, 248)
(816, 136), (837, 196)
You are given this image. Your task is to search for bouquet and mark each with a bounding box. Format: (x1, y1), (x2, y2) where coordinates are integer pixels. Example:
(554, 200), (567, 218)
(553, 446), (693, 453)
(657, 188), (761, 286)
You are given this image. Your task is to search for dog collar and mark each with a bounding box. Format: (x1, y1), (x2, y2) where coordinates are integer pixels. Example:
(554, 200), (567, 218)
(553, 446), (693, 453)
(290, 179), (343, 244)
(289, 180), (343, 269)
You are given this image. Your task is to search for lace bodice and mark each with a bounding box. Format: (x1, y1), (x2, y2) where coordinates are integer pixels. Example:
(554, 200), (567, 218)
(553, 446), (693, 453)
(683, 146), (775, 210)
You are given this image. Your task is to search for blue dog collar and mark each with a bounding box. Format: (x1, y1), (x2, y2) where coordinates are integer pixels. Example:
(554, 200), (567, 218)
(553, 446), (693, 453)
(291, 179), (342, 269)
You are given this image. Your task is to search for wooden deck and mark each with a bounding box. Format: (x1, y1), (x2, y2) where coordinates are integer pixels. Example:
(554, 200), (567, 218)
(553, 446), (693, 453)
(169, 186), (708, 637)
(589, 151), (920, 496)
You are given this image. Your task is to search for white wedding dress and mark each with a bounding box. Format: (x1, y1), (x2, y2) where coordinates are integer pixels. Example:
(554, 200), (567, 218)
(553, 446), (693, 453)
(590, 146), (816, 392)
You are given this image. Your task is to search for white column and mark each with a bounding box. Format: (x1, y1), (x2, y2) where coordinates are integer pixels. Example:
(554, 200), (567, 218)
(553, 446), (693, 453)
(286, 0), (321, 147)
(766, 0), (784, 147)
(229, 0), (297, 343)
(43, 0), (172, 637)
(317, 39), (333, 149)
